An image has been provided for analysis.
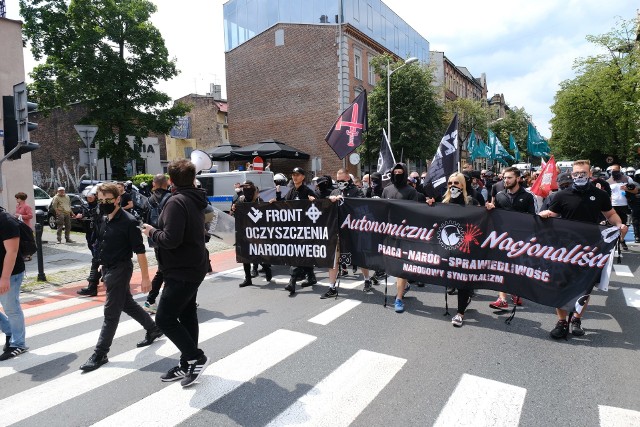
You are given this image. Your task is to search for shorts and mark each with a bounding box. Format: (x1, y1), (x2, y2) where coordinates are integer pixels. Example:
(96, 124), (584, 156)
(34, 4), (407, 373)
(613, 206), (628, 224)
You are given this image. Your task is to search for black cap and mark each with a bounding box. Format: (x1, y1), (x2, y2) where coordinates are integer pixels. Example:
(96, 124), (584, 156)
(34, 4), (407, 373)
(292, 167), (305, 175)
(557, 172), (572, 186)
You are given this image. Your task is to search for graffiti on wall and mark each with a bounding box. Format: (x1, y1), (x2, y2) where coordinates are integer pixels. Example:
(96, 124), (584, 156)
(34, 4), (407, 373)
(33, 159), (90, 193)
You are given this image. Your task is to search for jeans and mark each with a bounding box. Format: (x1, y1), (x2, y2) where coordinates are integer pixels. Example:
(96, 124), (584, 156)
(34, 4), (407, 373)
(155, 278), (203, 363)
(0, 271), (26, 348)
(95, 261), (156, 355)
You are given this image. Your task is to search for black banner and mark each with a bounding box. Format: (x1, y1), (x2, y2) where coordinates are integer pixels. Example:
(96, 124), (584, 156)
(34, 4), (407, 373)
(424, 114), (459, 197)
(235, 200), (339, 268)
(339, 198), (617, 309)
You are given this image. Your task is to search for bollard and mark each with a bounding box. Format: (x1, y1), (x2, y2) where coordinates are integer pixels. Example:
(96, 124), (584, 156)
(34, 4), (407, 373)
(35, 222), (47, 281)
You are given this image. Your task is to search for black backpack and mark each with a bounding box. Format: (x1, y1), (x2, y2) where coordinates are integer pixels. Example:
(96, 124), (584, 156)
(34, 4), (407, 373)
(2, 212), (37, 257)
(146, 192), (171, 228)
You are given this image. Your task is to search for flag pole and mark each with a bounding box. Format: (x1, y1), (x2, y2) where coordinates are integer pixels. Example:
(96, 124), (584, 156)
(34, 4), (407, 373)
(456, 111), (461, 173)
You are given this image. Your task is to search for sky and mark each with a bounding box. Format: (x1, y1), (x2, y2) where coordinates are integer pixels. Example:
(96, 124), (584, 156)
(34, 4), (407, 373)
(4, 0), (639, 138)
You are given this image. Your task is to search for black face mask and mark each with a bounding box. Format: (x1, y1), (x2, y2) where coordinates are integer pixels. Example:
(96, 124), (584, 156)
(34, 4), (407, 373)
(392, 174), (404, 185)
(242, 188), (255, 200)
(99, 203), (116, 215)
(612, 171), (623, 180)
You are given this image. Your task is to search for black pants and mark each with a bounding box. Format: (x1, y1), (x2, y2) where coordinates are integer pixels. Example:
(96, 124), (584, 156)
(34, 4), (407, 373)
(155, 278), (203, 364)
(147, 248), (163, 304)
(457, 289), (473, 315)
(95, 261), (156, 355)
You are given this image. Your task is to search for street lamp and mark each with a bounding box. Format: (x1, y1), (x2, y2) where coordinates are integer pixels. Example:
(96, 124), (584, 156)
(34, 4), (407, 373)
(387, 56), (418, 145)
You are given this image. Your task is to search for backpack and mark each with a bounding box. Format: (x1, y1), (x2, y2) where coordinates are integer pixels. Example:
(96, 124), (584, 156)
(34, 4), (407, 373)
(146, 192), (171, 228)
(2, 212), (38, 257)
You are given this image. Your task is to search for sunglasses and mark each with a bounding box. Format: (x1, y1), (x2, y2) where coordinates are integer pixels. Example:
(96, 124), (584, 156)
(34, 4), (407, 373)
(97, 198), (115, 204)
(571, 172), (588, 178)
(447, 181), (461, 186)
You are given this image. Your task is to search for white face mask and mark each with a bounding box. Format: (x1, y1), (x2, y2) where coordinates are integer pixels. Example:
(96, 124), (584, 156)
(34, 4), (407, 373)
(450, 187), (462, 198)
(362, 182), (369, 189)
(337, 181), (349, 190)
(573, 177), (589, 187)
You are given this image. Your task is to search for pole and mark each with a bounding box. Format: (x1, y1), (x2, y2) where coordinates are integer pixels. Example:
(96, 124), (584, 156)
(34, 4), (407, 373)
(387, 58), (391, 146)
(35, 223), (47, 281)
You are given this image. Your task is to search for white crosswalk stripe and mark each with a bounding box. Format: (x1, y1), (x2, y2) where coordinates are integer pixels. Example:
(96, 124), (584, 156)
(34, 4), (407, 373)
(599, 405), (640, 426)
(308, 299), (362, 325)
(622, 288), (640, 308)
(266, 349), (406, 427)
(92, 329), (317, 426)
(0, 318), (242, 426)
(613, 264), (634, 277)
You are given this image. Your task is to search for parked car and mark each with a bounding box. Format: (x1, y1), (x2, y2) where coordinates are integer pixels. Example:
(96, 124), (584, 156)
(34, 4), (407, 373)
(47, 193), (86, 231)
(33, 185), (52, 227)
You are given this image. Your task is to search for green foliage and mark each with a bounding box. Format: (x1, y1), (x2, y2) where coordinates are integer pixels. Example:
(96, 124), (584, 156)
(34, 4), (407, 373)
(550, 16), (640, 165)
(361, 54), (444, 165)
(489, 108), (531, 155)
(20, 0), (190, 178)
(131, 173), (155, 187)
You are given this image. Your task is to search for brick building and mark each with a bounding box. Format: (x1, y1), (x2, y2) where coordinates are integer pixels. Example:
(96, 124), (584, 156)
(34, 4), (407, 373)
(223, 0), (429, 177)
(171, 93), (228, 152)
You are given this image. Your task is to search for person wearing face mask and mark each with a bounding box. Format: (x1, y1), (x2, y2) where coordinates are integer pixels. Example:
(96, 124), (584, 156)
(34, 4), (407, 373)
(76, 189), (104, 296)
(313, 175), (334, 199)
(539, 160), (626, 339)
(361, 174), (370, 191)
(366, 172), (384, 198)
(237, 181), (272, 287)
(382, 163), (418, 313)
(607, 164), (636, 250)
(80, 182), (162, 372)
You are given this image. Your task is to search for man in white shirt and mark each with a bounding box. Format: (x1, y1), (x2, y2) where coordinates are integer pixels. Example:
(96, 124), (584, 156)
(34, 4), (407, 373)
(607, 164), (638, 250)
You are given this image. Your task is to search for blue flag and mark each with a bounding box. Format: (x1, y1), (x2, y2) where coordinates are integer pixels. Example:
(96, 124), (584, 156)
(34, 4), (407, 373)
(488, 129), (514, 165)
(468, 130), (478, 162)
(509, 133), (520, 162)
(527, 123), (550, 157)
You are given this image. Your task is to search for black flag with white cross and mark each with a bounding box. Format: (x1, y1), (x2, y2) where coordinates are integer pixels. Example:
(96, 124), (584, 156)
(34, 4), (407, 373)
(377, 129), (396, 185)
(424, 114), (459, 197)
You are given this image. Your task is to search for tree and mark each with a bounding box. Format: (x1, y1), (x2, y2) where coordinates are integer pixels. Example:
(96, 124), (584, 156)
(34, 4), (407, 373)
(20, 0), (189, 178)
(361, 54), (444, 167)
(550, 16), (640, 165)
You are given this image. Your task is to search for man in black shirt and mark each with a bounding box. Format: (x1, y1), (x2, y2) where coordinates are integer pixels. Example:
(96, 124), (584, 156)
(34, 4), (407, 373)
(142, 160), (211, 387)
(80, 182), (162, 372)
(486, 167), (535, 310)
(539, 160), (626, 339)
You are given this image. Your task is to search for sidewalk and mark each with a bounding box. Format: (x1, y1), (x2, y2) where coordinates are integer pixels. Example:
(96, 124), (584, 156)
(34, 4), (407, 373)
(22, 227), (234, 292)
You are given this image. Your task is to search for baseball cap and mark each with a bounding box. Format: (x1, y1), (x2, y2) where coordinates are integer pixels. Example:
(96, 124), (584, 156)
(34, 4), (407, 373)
(557, 172), (573, 186)
(57, 186), (65, 191)
(292, 167), (305, 175)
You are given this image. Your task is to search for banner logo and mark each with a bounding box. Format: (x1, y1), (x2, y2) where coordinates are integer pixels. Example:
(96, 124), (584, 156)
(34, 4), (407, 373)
(248, 207), (263, 224)
(305, 203), (323, 224)
(437, 221), (464, 251)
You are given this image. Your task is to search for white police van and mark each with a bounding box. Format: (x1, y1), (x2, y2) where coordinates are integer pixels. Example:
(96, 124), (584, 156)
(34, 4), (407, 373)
(196, 171), (275, 212)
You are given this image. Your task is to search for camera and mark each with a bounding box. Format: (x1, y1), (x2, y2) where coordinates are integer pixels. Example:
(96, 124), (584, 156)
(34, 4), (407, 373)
(626, 183), (636, 190)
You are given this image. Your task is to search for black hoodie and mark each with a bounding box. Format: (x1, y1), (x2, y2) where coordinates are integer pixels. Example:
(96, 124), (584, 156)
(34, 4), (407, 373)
(382, 163), (418, 200)
(150, 186), (209, 282)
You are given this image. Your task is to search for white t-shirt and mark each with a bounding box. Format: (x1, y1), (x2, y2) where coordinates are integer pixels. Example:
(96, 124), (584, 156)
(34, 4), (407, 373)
(609, 176), (632, 206)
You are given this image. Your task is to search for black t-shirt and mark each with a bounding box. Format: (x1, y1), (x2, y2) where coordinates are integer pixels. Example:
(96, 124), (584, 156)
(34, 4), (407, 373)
(96, 208), (146, 265)
(0, 212), (25, 276)
(120, 192), (133, 211)
(549, 184), (612, 223)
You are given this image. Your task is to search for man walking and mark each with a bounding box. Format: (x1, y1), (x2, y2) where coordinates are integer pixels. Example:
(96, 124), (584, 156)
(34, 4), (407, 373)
(51, 186), (74, 243)
(80, 183), (163, 372)
(0, 210), (28, 360)
(142, 159), (210, 387)
(607, 164), (637, 250)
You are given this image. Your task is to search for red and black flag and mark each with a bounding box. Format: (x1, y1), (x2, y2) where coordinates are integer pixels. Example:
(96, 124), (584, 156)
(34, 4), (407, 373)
(325, 91), (368, 159)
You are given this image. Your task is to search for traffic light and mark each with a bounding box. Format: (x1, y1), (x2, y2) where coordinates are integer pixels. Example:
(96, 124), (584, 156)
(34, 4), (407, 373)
(1, 82), (39, 160)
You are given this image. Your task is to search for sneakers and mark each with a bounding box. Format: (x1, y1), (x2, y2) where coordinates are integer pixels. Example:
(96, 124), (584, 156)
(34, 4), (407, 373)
(66, 239), (75, 243)
(4, 335), (11, 352)
(451, 314), (464, 327)
(0, 346), (27, 361)
(621, 240), (629, 251)
(394, 298), (404, 313)
(370, 276), (379, 286)
(136, 327), (164, 348)
(300, 276), (317, 288)
(77, 286), (98, 297)
(550, 319), (569, 339)
(363, 280), (373, 293)
(250, 267), (259, 278)
(402, 283), (411, 298)
(447, 287), (457, 295)
(321, 287), (338, 299)
(284, 280), (296, 295)
(239, 278), (252, 288)
(489, 298), (508, 310)
(571, 317), (585, 336)
(181, 355), (210, 387)
(161, 365), (188, 382)
(143, 301), (157, 313)
(511, 295), (523, 306)
(79, 352), (108, 371)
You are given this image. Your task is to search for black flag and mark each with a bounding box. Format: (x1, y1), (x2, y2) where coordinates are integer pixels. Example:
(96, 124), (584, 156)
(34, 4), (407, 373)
(424, 114), (459, 197)
(377, 129), (396, 185)
(325, 91), (368, 160)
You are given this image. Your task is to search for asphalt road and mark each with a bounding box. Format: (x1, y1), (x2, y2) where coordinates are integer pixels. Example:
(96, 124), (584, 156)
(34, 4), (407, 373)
(2, 244), (639, 426)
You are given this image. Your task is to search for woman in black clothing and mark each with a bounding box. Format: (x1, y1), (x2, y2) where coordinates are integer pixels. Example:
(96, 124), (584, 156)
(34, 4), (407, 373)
(441, 172), (478, 327)
(237, 181), (272, 287)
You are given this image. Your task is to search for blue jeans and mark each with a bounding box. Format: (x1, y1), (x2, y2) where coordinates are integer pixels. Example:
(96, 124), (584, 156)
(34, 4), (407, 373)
(0, 271), (26, 348)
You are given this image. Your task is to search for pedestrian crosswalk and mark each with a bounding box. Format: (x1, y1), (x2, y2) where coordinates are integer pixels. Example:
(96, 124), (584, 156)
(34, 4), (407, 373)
(3, 268), (640, 426)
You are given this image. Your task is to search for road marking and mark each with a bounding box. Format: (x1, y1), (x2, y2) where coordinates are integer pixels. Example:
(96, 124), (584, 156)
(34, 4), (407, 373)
(622, 288), (640, 308)
(0, 318), (243, 426)
(92, 329), (316, 426)
(599, 405), (640, 426)
(21, 295), (94, 317)
(308, 299), (362, 325)
(434, 374), (527, 427)
(613, 264), (634, 277)
(266, 349), (406, 427)
(203, 266), (243, 281)
(0, 318), (145, 380)
(26, 293), (145, 338)
(338, 279), (364, 289)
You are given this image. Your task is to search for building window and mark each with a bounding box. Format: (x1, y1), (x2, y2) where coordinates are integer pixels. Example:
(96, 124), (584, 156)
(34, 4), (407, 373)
(367, 4), (373, 30)
(354, 48), (362, 80)
(368, 57), (376, 85)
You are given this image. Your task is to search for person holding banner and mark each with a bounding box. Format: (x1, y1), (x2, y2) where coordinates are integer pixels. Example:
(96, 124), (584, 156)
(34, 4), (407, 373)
(485, 167), (536, 310)
(382, 163), (418, 313)
(539, 160), (626, 338)
(441, 173), (480, 327)
(236, 181), (272, 287)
